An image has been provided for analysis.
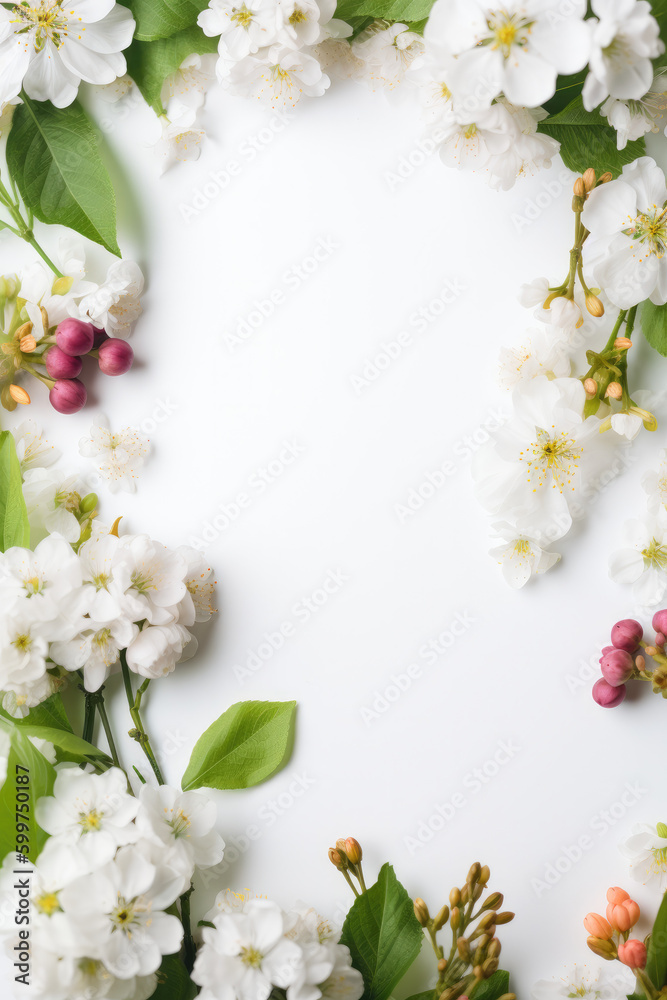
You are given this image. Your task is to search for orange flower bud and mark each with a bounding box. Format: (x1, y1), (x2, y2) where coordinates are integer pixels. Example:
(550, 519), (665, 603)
(599, 172), (613, 184)
(584, 913), (613, 939)
(8, 384), (30, 405)
(583, 168), (596, 190)
(607, 887), (630, 904)
(20, 334), (37, 353)
(584, 378), (598, 397)
(573, 177), (585, 197)
(345, 838), (362, 864)
(605, 382), (623, 400)
(414, 898), (430, 926)
(586, 295), (604, 317)
(614, 337), (632, 350)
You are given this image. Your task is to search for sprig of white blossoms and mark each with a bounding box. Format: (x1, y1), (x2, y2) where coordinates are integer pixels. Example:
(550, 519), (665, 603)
(619, 821), (667, 889)
(0, 765), (224, 999)
(0, 422), (215, 713)
(610, 449), (667, 606)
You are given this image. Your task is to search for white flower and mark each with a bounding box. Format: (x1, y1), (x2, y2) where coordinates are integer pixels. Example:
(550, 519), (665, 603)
(113, 535), (187, 625)
(473, 376), (612, 542)
(319, 952), (364, 1000)
(352, 22), (424, 92)
(192, 899), (304, 1000)
(642, 449), (667, 512)
(409, 52), (457, 125)
(620, 822), (667, 888)
(77, 532), (129, 624)
(609, 506), (667, 605)
(284, 907), (361, 1000)
(22, 467), (82, 544)
(436, 102), (513, 174)
(51, 616), (138, 691)
(163, 53), (217, 127)
(424, 0), (590, 111)
(0, 533), (91, 624)
(177, 546), (217, 624)
(78, 259), (144, 338)
(0, 604), (52, 694)
(602, 68), (667, 149)
(204, 888), (266, 921)
(125, 622), (196, 679)
(498, 327), (571, 389)
(79, 415), (150, 494)
(610, 410), (644, 440)
(532, 964), (635, 1000)
(58, 845), (183, 976)
(19, 260), (79, 335)
(581, 156), (667, 308)
(312, 38), (364, 81)
(12, 419), (60, 473)
(224, 46), (330, 107)
(486, 101), (560, 190)
(276, 0), (337, 48)
(0, 0), (135, 108)
(152, 116), (205, 174)
(199, 0), (279, 65)
(35, 767), (139, 869)
(136, 785), (224, 875)
(489, 527), (560, 588)
(583, 0), (663, 112)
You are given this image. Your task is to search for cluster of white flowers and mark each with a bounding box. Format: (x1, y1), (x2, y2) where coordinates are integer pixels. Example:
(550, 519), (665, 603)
(0, 422), (214, 715)
(0, 766), (224, 999)
(193, 890), (364, 1000)
(610, 449), (667, 605)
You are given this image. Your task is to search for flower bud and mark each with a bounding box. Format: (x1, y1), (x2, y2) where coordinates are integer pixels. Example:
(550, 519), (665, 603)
(605, 381), (623, 399)
(450, 906), (460, 930)
(618, 940), (647, 969)
(55, 318), (95, 357)
(583, 168), (596, 190)
(1, 384), (17, 411)
(653, 610), (667, 635)
(44, 345), (83, 380)
(584, 378), (598, 397)
(335, 839), (347, 853)
(467, 862), (481, 886)
(328, 848), (346, 870)
(51, 275), (74, 296)
(636, 654), (646, 671)
(611, 619), (643, 652)
(345, 838), (362, 864)
(487, 939), (501, 959)
(599, 172), (613, 184)
(98, 337), (134, 376)
(482, 892), (503, 911)
(20, 334), (36, 353)
(606, 885), (629, 904)
(49, 378), (87, 414)
(481, 957), (499, 978)
(494, 912), (514, 924)
(479, 865), (490, 884)
(586, 295), (604, 317)
(644, 646), (657, 657)
(9, 384), (30, 405)
(607, 896), (640, 932)
(433, 905), (449, 931)
(592, 678), (626, 708)
(414, 898), (430, 926)
(80, 493), (98, 513)
(600, 648), (634, 687)
(614, 337), (632, 350)
(656, 632), (666, 648)
(437, 959), (447, 973)
(449, 888), (461, 908)
(573, 177), (585, 197)
(584, 913), (613, 939)
(457, 938), (470, 960)
(587, 936), (616, 960)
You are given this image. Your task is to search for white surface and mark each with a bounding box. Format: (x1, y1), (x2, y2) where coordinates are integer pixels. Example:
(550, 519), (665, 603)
(4, 80), (667, 996)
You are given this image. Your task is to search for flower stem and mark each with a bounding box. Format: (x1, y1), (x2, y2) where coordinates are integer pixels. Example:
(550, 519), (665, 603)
(180, 885), (196, 973)
(96, 688), (122, 770)
(120, 650), (166, 785)
(82, 691), (96, 745)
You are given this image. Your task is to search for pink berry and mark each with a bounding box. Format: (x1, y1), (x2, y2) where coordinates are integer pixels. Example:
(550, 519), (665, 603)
(618, 940), (647, 970)
(592, 678), (626, 708)
(49, 378), (87, 414)
(55, 318), (94, 357)
(600, 649), (634, 687)
(98, 338), (133, 376)
(599, 644), (614, 663)
(44, 345), (82, 380)
(92, 327), (108, 349)
(653, 610), (667, 635)
(611, 619), (643, 652)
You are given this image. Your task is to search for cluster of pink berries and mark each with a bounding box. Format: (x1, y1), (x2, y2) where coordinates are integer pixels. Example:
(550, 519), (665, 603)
(593, 612), (667, 707)
(585, 887), (646, 970)
(44, 319), (133, 413)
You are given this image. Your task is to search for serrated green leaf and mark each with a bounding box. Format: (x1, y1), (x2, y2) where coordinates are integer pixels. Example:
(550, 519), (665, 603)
(0, 721), (56, 862)
(7, 97), (120, 255)
(0, 431), (29, 552)
(334, 0), (434, 22)
(129, 0), (210, 41)
(640, 299), (667, 356)
(0, 693), (73, 735)
(341, 863), (423, 1000)
(539, 96), (646, 177)
(646, 892), (667, 990)
(148, 955), (198, 1000)
(126, 25), (218, 113)
(472, 971), (511, 1000)
(181, 700), (297, 790)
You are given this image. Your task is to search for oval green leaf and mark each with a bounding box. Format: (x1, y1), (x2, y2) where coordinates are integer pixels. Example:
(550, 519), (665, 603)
(0, 432), (29, 552)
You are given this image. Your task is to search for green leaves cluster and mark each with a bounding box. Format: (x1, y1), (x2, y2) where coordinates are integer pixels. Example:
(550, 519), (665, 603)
(633, 892), (667, 999)
(182, 700), (297, 790)
(537, 96), (646, 178)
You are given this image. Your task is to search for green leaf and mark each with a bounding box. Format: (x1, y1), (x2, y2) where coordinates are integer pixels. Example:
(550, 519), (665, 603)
(640, 299), (667, 356)
(7, 97), (120, 255)
(181, 700), (297, 791)
(538, 96), (646, 177)
(403, 992), (435, 1000)
(542, 70), (587, 118)
(126, 25), (218, 113)
(472, 971), (511, 1000)
(341, 863), (423, 1000)
(334, 0), (435, 22)
(10, 724), (111, 764)
(0, 432), (29, 552)
(646, 891), (667, 990)
(0, 721), (56, 862)
(148, 955), (198, 1000)
(7, 693), (73, 734)
(129, 0), (210, 41)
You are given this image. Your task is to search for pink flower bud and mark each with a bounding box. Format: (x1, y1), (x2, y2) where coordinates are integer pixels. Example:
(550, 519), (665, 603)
(656, 632), (666, 647)
(44, 345), (82, 380)
(611, 619), (643, 652)
(92, 327), (108, 349)
(49, 378), (87, 414)
(618, 940), (646, 969)
(584, 913), (613, 939)
(606, 887), (630, 905)
(97, 338), (133, 376)
(652, 609), (667, 635)
(600, 649), (634, 687)
(599, 645), (614, 662)
(593, 678), (626, 708)
(55, 318), (94, 357)
(606, 894), (640, 932)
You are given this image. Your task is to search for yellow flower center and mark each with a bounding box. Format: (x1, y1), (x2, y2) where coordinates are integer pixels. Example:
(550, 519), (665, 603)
(230, 4), (254, 27)
(240, 946), (263, 968)
(79, 809), (103, 832)
(520, 427), (581, 492)
(36, 891), (61, 916)
(11, 1), (70, 51)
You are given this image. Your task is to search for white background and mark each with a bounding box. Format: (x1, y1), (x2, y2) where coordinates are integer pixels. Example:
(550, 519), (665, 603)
(3, 78), (667, 998)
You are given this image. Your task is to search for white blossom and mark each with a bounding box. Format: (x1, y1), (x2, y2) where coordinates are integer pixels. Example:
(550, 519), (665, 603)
(583, 0), (664, 111)
(79, 415), (150, 494)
